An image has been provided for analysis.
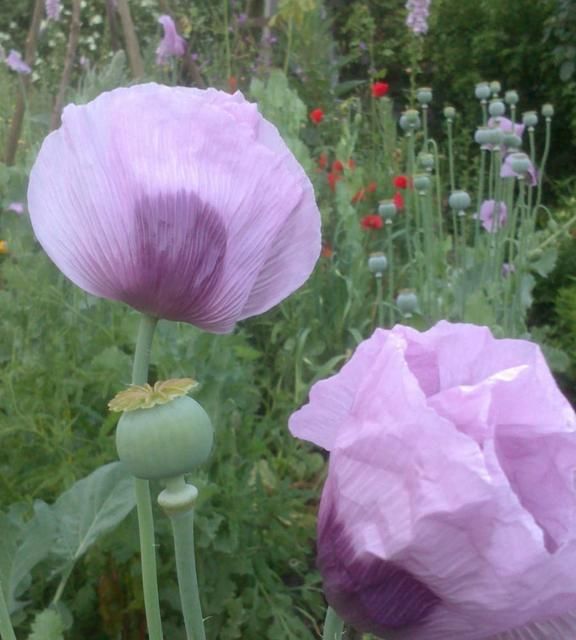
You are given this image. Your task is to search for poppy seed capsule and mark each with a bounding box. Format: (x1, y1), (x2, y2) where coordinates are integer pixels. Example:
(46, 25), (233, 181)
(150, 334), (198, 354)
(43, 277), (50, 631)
(418, 153), (435, 171)
(396, 290), (418, 316)
(414, 174), (431, 193)
(449, 190), (471, 211)
(509, 152), (531, 175)
(443, 105), (456, 120)
(522, 111), (538, 128)
(378, 200), (397, 220)
(475, 82), (491, 101)
(116, 396), (213, 480)
(368, 253), (388, 275)
(541, 103), (554, 118)
(416, 87), (433, 105)
(488, 100), (505, 118)
(505, 90), (519, 105)
(490, 80), (501, 96)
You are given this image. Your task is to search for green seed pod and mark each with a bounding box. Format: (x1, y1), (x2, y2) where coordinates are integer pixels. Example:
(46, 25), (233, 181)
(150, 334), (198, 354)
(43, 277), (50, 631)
(475, 82), (491, 101)
(448, 190), (471, 211)
(509, 152), (531, 174)
(502, 132), (522, 149)
(418, 153), (435, 171)
(505, 90), (519, 105)
(378, 200), (397, 221)
(488, 100), (505, 117)
(368, 252), (388, 275)
(116, 396), (213, 480)
(490, 80), (501, 96)
(443, 105), (456, 120)
(522, 111), (538, 128)
(416, 87), (433, 105)
(414, 174), (431, 193)
(541, 103), (554, 118)
(396, 290), (418, 316)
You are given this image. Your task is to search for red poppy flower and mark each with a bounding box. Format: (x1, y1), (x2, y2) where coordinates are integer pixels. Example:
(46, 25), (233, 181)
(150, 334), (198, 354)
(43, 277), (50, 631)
(361, 214), (383, 230)
(332, 159), (344, 174)
(393, 175), (409, 189)
(371, 81), (389, 98)
(366, 181), (377, 193)
(393, 192), (405, 210)
(348, 158), (356, 170)
(351, 188), (366, 204)
(318, 153), (328, 170)
(328, 172), (342, 192)
(310, 108), (325, 124)
(227, 76), (238, 93)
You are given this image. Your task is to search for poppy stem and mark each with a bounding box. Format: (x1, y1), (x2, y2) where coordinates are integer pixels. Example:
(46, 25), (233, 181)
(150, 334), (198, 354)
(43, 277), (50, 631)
(131, 314), (164, 640)
(322, 606), (344, 640)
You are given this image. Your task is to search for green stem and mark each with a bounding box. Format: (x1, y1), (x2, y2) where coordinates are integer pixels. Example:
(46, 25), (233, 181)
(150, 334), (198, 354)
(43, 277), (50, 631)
(536, 117), (552, 210)
(0, 583), (16, 640)
(132, 314), (163, 640)
(169, 504), (206, 640)
(375, 276), (383, 327)
(447, 119), (455, 193)
(322, 606), (344, 640)
(283, 17), (293, 74)
(386, 225), (395, 326)
(223, 0), (231, 80)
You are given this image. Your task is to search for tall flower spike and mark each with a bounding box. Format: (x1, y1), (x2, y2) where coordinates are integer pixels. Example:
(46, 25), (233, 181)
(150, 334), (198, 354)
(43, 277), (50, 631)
(45, 0), (62, 21)
(405, 0), (432, 35)
(156, 15), (186, 65)
(28, 84), (321, 333)
(290, 321), (576, 640)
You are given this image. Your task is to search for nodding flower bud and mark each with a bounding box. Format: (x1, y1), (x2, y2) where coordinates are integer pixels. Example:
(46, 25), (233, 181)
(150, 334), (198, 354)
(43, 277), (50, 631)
(396, 290), (419, 317)
(505, 90), (519, 105)
(448, 190), (471, 211)
(502, 132), (522, 149)
(378, 200), (397, 221)
(490, 80), (501, 96)
(414, 174), (431, 193)
(509, 152), (531, 175)
(416, 87), (433, 105)
(541, 103), (554, 118)
(443, 105), (456, 120)
(368, 252), (388, 276)
(475, 82), (491, 101)
(418, 152), (435, 171)
(522, 111), (538, 128)
(488, 100), (506, 118)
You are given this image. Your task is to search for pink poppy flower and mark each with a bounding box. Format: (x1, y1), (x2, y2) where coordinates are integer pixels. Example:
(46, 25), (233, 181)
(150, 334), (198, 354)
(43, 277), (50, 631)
(28, 84), (321, 333)
(290, 322), (576, 639)
(5, 50), (31, 74)
(7, 202), (25, 215)
(478, 199), (507, 233)
(501, 154), (538, 186)
(45, 0), (62, 21)
(156, 15), (186, 65)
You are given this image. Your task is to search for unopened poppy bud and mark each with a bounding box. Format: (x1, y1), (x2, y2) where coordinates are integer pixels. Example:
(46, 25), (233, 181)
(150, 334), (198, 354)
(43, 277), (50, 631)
(509, 152), (531, 175)
(378, 200), (397, 221)
(449, 190), (471, 211)
(418, 153), (435, 171)
(414, 174), (431, 193)
(541, 103), (554, 118)
(490, 80), (501, 96)
(505, 90), (519, 105)
(488, 100), (505, 117)
(443, 105), (456, 120)
(522, 111), (538, 128)
(416, 87), (433, 105)
(475, 82), (491, 101)
(368, 252), (388, 276)
(396, 290), (418, 316)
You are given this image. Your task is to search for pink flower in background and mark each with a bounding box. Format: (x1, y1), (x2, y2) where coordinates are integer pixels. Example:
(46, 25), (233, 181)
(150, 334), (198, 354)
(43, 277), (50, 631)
(28, 84), (321, 332)
(406, 0), (431, 35)
(7, 202), (25, 215)
(290, 321), (576, 639)
(156, 15), (186, 65)
(45, 0), (62, 20)
(5, 50), (31, 74)
(501, 154), (538, 186)
(488, 115), (524, 139)
(478, 199), (507, 232)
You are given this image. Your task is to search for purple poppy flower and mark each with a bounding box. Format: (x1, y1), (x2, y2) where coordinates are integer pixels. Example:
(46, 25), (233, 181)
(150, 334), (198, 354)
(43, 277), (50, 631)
(502, 262), (515, 277)
(406, 0), (431, 35)
(290, 322), (576, 639)
(488, 115), (524, 138)
(7, 202), (25, 214)
(156, 15), (186, 65)
(27, 84), (321, 333)
(478, 199), (507, 233)
(5, 50), (31, 74)
(501, 154), (538, 186)
(45, 0), (62, 21)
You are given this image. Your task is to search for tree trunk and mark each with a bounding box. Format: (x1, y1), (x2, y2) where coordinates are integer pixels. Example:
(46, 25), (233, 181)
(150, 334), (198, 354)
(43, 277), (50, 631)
(116, 0), (144, 78)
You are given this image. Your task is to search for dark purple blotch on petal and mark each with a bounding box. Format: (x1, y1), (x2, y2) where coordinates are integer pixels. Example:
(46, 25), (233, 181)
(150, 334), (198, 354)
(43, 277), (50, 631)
(318, 504), (441, 636)
(119, 190), (227, 322)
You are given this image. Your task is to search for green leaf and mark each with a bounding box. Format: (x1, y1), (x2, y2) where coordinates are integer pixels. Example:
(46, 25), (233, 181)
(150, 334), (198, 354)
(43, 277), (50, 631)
(26, 609), (65, 640)
(531, 248), (558, 277)
(52, 462), (136, 565)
